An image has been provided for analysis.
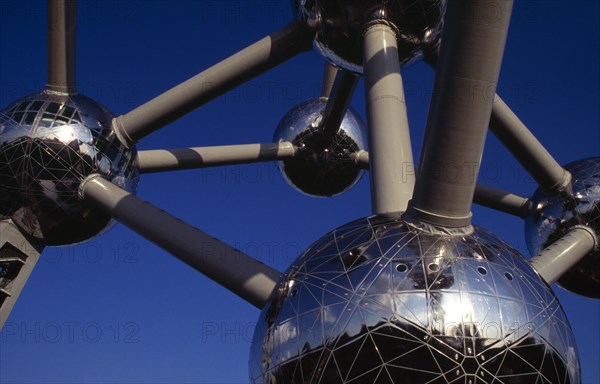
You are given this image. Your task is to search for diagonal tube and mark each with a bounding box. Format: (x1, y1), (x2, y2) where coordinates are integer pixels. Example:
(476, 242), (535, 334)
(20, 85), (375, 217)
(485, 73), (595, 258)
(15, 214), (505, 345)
(46, 0), (77, 94)
(113, 22), (313, 144)
(489, 96), (572, 194)
(529, 226), (597, 285)
(407, 0), (514, 227)
(320, 68), (359, 139)
(321, 63), (338, 98)
(363, 22), (416, 214)
(137, 142), (296, 174)
(79, 176), (281, 308)
(473, 184), (532, 218)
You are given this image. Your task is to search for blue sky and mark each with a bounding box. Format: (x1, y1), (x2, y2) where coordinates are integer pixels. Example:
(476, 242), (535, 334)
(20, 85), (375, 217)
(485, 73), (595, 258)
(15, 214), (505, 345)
(0, 1), (599, 383)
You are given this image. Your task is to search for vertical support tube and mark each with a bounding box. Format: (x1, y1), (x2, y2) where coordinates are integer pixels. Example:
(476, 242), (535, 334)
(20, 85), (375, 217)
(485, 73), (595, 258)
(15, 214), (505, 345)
(529, 226), (597, 285)
(47, 0), (77, 94)
(363, 22), (415, 214)
(0, 221), (44, 329)
(407, 0), (514, 227)
(79, 176), (280, 308)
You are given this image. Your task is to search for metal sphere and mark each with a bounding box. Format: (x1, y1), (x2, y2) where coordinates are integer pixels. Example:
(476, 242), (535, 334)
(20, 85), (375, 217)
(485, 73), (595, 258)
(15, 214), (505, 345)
(250, 213), (580, 383)
(274, 98), (366, 197)
(294, 0), (446, 73)
(0, 92), (139, 245)
(525, 157), (600, 298)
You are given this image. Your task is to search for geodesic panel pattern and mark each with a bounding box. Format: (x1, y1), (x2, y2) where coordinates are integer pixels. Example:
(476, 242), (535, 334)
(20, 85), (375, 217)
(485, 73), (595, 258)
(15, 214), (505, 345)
(0, 92), (139, 245)
(525, 157), (600, 298)
(295, 0), (447, 72)
(274, 97), (366, 197)
(250, 213), (580, 383)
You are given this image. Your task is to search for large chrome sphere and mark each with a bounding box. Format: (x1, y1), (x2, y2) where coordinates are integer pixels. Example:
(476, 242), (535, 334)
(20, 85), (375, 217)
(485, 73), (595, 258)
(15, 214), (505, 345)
(525, 157), (600, 298)
(0, 92), (139, 245)
(294, 0), (446, 73)
(250, 213), (580, 383)
(274, 98), (366, 197)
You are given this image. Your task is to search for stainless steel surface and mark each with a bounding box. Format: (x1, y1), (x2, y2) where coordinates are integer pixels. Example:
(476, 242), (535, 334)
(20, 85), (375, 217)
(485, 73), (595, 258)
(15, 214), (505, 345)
(113, 22), (313, 144)
(0, 92), (138, 245)
(137, 142), (296, 174)
(363, 22), (415, 214)
(525, 157), (600, 298)
(250, 213), (580, 383)
(407, 0), (513, 228)
(294, 0), (446, 73)
(273, 98), (366, 197)
(80, 175), (280, 309)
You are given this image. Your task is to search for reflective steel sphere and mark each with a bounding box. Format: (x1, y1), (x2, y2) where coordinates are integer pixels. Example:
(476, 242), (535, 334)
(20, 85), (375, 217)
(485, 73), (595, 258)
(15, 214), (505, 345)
(274, 98), (366, 197)
(294, 0), (446, 73)
(250, 213), (580, 383)
(525, 157), (600, 298)
(0, 92), (139, 245)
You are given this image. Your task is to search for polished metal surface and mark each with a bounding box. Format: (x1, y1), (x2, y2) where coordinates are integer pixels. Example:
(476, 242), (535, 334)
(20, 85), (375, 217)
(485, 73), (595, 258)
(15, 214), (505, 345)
(274, 97), (366, 197)
(294, 0), (446, 73)
(525, 157), (600, 298)
(0, 91), (139, 245)
(250, 213), (580, 383)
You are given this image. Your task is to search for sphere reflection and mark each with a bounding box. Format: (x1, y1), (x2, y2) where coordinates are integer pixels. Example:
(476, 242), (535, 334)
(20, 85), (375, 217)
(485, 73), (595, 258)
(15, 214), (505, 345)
(250, 213), (580, 383)
(0, 92), (139, 245)
(294, 0), (446, 73)
(525, 157), (600, 298)
(274, 98), (366, 197)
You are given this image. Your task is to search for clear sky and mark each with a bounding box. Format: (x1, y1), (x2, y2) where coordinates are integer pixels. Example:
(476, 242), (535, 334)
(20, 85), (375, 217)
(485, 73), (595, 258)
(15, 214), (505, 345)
(0, 1), (599, 383)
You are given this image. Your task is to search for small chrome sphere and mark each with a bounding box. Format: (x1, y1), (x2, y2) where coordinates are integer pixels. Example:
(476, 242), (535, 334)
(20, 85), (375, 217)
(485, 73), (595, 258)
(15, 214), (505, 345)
(250, 213), (580, 383)
(0, 92), (139, 245)
(294, 0), (446, 73)
(274, 98), (366, 197)
(525, 157), (600, 298)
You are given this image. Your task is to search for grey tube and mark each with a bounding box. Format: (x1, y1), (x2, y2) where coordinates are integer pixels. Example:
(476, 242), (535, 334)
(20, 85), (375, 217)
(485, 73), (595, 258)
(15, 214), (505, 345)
(473, 184), (532, 218)
(79, 176), (281, 308)
(529, 226), (597, 285)
(353, 150), (370, 170)
(137, 142), (296, 174)
(0, 220), (44, 329)
(490, 96), (572, 194)
(353, 151), (531, 217)
(46, 0), (76, 94)
(321, 63), (338, 98)
(113, 22), (312, 144)
(363, 22), (416, 214)
(425, 51), (571, 196)
(321, 70), (359, 139)
(408, 0), (514, 227)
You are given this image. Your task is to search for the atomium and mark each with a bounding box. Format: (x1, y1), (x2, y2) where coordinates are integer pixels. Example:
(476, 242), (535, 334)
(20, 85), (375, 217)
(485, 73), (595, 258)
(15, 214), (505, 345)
(294, 0), (447, 72)
(250, 213), (580, 383)
(525, 157), (600, 298)
(274, 98), (366, 197)
(0, 92), (139, 245)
